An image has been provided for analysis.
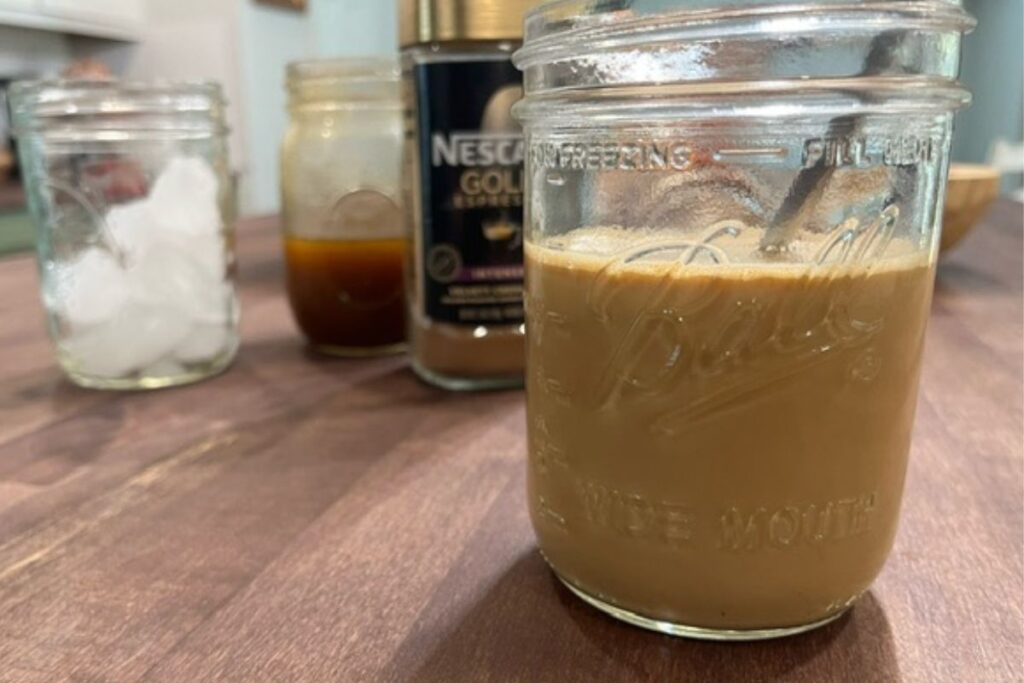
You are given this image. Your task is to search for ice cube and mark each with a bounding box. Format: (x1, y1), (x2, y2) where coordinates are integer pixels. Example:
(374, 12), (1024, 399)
(189, 280), (235, 325)
(104, 199), (157, 259)
(61, 326), (137, 378)
(99, 155), (227, 296)
(171, 230), (226, 282)
(150, 156), (222, 238)
(175, 323), (232, 364)
(62, 302), (192, 378)
(144, 357), (185, 378)
(49, 248), (131, 328)
(111, 302), (192, 371)
(60, 154), (234, 382)
(127, 244), (231, 325)
(104, 168), (225, 280)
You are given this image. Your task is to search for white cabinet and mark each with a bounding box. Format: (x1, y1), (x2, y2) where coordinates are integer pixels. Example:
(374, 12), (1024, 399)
(39, 0), (143, 29)
(0, 0), (35, 12)
(0, 0), (143, 40)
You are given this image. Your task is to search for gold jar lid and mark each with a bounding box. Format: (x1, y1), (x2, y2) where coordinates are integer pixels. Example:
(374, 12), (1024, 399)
(399, 0), (541, 47)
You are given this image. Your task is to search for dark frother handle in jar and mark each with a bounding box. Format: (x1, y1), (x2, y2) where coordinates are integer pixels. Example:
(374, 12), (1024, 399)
(759, 30), (905, 253)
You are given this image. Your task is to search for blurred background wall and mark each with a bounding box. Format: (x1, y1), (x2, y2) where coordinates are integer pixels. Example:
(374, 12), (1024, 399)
(1, 0), (1021, 224)
(0, 0), (398, 221)
(101, 0), (398, 216)
(237, 1), (397, 215)
(954, 0), (1024, 196)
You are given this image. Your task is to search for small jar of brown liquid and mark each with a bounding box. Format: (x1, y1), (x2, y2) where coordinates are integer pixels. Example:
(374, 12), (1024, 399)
(400, 0), (539, 390)
(281, 59), (406, 356)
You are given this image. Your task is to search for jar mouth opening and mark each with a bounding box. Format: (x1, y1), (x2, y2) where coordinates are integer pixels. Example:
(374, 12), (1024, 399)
(519, 0), (974, 61)
(286, 58), (400, 87)
(286, 58), (401, 109)
(9, 79), (227, 136)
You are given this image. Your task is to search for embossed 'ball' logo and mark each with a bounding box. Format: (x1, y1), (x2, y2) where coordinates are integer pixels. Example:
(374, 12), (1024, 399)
(329, 189), (402, 237)
(573, 207), (901, 434)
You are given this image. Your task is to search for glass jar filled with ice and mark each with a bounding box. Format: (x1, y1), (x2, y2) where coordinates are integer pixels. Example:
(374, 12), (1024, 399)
(10, 81), (238, 389)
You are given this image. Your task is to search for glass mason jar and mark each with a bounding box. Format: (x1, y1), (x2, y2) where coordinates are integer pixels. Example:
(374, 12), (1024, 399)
(281, 59), (406, 357)
(514, 0), (974, 639)
(10, 80), (239, 390)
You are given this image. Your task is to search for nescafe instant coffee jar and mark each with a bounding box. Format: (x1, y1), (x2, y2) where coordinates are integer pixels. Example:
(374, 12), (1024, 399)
(400, 0), (539, 390)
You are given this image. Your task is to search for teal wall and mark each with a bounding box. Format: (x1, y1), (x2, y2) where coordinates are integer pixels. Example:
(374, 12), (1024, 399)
(239, 0), (397, 215)
(952, 0), (1023, 192)
(311, 0), (396, 57)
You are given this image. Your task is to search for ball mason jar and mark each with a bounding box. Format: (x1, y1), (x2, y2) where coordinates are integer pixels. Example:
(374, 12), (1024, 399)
(514, 0), (974, 639)
(11, 81), (239, 390)
(281, 59), (406, 357)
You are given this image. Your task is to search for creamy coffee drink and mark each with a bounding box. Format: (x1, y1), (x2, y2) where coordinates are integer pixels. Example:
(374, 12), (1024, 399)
(525, 225), (935, 631)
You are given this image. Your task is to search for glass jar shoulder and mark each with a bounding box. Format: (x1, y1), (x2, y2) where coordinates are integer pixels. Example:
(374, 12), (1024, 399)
(281, 107), (402, 172)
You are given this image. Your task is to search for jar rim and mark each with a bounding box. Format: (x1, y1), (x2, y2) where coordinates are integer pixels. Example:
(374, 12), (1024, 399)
(512, 76), (971, 126)
(519, 0), (974, 59)
(286, 57), (400, 86)
(9, 79), (227, 135)
(514, 0), (975, 121)
(285, 58), (400, 110)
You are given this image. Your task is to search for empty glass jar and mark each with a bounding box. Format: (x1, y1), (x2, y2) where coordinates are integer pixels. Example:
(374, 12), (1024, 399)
(281, 59), (406, 356)
(11, 80), (239, 390)
(514, 0), (974, 639)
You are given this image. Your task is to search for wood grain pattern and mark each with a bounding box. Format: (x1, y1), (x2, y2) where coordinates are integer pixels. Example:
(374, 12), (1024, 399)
(0, 206), (1021, 683)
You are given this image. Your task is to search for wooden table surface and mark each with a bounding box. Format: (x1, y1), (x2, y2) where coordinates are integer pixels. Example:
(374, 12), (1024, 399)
(1, 203), (1021, 683)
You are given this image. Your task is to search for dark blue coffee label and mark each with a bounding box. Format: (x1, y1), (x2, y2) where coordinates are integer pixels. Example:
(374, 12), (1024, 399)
(414, 59), (524, 326)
